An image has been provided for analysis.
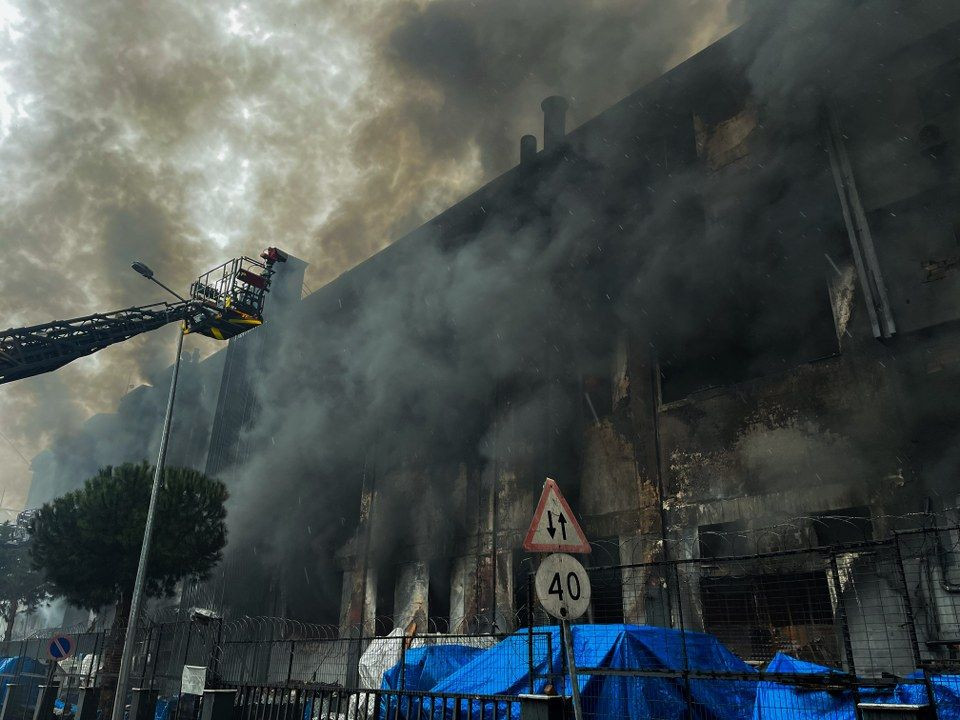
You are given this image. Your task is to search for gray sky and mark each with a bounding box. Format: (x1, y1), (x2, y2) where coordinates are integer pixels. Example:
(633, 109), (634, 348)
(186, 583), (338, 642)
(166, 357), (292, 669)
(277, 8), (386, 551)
(0, 0), (739, 510)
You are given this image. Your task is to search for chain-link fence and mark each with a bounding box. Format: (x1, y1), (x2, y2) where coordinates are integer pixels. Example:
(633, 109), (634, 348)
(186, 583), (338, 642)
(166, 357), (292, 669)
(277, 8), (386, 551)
(5, 528), (960, 719)
(527, 527), (960, 719)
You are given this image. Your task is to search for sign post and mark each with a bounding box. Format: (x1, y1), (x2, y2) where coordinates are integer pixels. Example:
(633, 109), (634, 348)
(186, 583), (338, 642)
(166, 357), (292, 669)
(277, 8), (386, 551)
(524, 478), (590, 720)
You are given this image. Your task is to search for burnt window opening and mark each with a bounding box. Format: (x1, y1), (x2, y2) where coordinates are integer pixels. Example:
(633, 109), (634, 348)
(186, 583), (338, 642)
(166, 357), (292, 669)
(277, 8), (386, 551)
(698, 520), (751, 559)
(582, 375), (613, 421)
(657, 285), (840, 403)
(655, 196), (840, 405)
(374, 564), (398, 636)
(700, 570), (838, 665)
(428, 558), (451, 633)
(811, 507), (873, 547)
(588, 537), (624, 624)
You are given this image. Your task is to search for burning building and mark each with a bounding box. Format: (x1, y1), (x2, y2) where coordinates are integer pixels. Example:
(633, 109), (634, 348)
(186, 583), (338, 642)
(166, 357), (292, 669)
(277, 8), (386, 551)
(24, 0), (960, 668)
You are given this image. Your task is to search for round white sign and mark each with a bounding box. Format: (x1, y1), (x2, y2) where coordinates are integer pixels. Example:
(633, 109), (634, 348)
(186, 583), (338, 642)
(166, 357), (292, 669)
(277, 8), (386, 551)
(535, 552), (592, 621)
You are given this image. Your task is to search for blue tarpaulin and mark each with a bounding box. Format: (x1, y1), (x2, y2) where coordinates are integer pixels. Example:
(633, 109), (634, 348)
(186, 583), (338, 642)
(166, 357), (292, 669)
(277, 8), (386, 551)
(0, 656), (48, 710)
(752, 653), (960, 720)
(383, 624), (757, 720)
(155, 696), (176, 720)
(752, 653), (863, 720)
(54, 697), (78, 716)
(895, 672), (960, 718)
(381, 645), (485, 692)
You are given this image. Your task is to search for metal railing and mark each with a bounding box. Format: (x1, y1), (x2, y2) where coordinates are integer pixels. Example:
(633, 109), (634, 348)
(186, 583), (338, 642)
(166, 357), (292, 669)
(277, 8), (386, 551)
(5, 528), (960, 719)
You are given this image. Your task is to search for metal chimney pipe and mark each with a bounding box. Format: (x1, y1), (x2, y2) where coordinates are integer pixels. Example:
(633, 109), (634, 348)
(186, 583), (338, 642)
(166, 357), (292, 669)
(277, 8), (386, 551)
(520, 134), (537, 165)
(541, 96), (569, 151)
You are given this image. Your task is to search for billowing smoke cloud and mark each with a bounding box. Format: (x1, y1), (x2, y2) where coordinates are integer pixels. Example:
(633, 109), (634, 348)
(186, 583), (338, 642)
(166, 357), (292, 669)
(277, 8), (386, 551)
(209, 0), (960, 622)
(0, 0), (738, 510)
(6, 0), (956, 626)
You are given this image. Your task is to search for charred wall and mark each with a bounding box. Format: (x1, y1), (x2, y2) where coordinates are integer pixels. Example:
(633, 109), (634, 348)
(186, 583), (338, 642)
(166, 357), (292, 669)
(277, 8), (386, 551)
(333, 10), (960, 637)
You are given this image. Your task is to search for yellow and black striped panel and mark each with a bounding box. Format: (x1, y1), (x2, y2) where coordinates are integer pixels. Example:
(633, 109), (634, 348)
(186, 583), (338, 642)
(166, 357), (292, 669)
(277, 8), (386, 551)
(184, 309), (263, 340)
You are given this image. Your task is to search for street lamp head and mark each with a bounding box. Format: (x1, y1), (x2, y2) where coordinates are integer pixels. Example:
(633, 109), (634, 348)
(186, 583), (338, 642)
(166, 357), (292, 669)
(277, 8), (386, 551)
(131, 261), (154, 279)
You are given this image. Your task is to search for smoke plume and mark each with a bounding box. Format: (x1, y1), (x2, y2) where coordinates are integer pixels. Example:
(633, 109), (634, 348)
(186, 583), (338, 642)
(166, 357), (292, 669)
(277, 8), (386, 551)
(0, 0), (739, 509)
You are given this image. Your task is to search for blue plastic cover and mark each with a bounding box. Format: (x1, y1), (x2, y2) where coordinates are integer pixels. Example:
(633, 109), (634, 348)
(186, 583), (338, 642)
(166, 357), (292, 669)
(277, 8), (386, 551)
(381, 645), (485, 692)
(155, 696), (176, 720)
(54, 697), (78, 715)
(896, 672), (960, 718)
(753, 653), (960, 720)
(0, 656), (48, 710)
(752, 653), (863, 720)
(384, 624), (757, 720)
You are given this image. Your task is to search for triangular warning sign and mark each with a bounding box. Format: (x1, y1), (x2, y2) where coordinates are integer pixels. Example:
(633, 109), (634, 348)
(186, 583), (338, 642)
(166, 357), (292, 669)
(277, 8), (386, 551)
(523, 478), (591, 553)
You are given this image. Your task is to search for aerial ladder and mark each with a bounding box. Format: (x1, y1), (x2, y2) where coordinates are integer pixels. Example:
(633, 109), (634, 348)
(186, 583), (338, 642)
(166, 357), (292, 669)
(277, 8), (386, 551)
(0, 247), (287, 385)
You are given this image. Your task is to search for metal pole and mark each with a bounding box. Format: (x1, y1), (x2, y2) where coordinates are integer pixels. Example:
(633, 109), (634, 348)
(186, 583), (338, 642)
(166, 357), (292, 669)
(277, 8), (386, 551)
(526, 573), (534, 695)
(829, 551), (862, 720)
(559, 620), (583, 720)
(672, 563), (694, 720)
(111, 327), (185, 720)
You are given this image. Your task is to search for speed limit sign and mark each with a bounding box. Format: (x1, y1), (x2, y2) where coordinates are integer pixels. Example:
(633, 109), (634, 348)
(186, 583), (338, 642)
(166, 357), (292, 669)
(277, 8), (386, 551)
(535, 552), (592, 620)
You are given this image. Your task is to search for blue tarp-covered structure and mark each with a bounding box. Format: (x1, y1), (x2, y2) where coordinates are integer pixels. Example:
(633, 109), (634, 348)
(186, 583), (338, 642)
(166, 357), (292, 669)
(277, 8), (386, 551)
(0, 656), (47, 711)
(378, 627), (960, 720)
(381, 624), (757, 720)
(752, 653), (960, 720)
(381, 645), (485, 692)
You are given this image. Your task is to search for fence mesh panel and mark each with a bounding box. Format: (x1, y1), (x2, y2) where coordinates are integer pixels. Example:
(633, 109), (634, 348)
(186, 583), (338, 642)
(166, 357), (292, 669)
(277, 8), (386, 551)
(4, 528), (960, 719)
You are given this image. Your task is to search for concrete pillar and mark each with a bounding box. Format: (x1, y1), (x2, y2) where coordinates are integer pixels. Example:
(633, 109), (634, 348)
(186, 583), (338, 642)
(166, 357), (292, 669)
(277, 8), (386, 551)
(495, 551), (514, 632)
(394, 562), (428, 632)
(449, 555), (472, 633)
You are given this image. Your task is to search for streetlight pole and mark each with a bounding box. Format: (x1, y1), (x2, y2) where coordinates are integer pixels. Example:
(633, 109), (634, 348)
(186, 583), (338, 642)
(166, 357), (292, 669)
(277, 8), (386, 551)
(111, 264), (187, 720)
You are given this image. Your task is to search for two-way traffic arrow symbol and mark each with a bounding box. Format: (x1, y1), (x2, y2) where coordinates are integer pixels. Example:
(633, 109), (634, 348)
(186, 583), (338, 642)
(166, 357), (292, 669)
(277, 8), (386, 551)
(546, 511), (568, 540)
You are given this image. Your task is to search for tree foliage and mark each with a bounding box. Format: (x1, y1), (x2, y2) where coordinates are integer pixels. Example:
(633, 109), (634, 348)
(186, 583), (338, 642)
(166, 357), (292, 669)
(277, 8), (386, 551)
(29, 463), (228, 611)
(0, 522), (52, 641)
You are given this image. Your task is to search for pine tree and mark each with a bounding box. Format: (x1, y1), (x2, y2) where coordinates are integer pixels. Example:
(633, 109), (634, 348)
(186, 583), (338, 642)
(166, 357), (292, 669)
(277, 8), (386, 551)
(29, 463), (228, 708)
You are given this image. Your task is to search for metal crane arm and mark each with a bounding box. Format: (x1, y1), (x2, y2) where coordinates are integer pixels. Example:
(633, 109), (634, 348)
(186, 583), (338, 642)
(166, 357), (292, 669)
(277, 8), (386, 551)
(0, 301), (198, 385)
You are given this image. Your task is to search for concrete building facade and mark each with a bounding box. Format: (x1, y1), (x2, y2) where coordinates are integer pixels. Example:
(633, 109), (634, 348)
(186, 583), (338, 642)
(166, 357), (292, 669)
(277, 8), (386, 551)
(24, 3), (960, 670)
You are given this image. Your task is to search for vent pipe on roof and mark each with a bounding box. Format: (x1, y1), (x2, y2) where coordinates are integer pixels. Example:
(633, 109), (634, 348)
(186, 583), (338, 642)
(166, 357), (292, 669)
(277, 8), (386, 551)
(541, 95), (569, 151)
(520, 134), (537, 166)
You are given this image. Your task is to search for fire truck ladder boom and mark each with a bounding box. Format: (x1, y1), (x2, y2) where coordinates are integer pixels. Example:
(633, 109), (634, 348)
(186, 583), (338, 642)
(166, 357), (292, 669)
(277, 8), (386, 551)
(0, 301), (198, 385)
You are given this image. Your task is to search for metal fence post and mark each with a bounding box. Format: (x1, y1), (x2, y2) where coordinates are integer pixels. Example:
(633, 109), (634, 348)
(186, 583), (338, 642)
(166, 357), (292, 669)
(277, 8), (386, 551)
(210, 619), (223, 687)
(139, 624), (155, 689)
(893, 534), (938, 718)
(174, 623), (193, 720)
(76, 687), (101, 720)
(150, 624), (164, 691)
(32, 681), (59, 720)
(527, 572), (535, 694)
(0, 684), (19, 720)
(829, 551), (858, 674)
(286, 641), (295, 685)
(829, 550), (863, 720)
(893, 533), (923, 668)
(672, 563), (694, 720)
